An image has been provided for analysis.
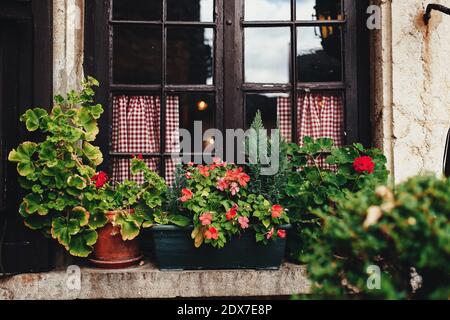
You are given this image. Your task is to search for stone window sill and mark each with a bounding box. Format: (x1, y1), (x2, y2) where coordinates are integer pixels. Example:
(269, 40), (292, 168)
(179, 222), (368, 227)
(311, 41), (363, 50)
(0, 262), (310, 300)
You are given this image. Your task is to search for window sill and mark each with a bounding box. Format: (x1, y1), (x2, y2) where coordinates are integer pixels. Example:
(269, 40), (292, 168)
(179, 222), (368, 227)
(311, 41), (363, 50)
(0, 262), (310, 300)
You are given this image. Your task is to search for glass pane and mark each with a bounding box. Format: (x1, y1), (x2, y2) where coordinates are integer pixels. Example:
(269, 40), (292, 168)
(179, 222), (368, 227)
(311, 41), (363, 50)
(246, 93), (292, 141)
(113, 0), (162, 21)
(296, 92), (344, 146)
(296, 0), (343, 21)
(167, 0), (214, 22)
(297, 26), (342, 82)
(245, 0), (291, 21)
(113, 25), (162, 84)
(170, 93), (215, 153)
(245, 27), (291, 83)
(167, 27), (214, 85)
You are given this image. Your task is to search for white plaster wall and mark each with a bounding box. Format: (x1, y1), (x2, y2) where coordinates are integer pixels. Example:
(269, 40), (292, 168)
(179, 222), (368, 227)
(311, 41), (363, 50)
(53, 0), (84, 94)
(373, 0), (450, 182)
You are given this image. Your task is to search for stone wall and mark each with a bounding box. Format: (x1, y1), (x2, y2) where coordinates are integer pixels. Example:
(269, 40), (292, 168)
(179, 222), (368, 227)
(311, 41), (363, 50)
(372, 0), (450, 183)
(53, 0), (84, 94)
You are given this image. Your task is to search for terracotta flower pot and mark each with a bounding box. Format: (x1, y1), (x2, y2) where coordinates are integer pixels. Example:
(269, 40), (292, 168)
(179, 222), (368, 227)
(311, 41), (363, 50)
(89, 211), (143, 269)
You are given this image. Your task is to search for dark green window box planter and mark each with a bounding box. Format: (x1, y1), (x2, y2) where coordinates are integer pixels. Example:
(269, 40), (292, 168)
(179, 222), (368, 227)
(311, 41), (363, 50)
(150, 225), (291, 270)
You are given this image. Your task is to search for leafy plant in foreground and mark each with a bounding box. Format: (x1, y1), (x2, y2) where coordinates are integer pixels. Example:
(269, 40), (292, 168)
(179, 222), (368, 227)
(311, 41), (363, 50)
(282, 137), (389, 261)
(8, 77), (106, 257)
(302, 175), (450, 299)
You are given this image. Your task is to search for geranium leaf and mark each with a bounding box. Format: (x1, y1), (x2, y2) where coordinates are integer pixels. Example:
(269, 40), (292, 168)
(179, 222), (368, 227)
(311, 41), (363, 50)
(113, 213), (140, 241)
(51, 217), (80, 249)
(68, 229), (98, 257)
(169, 215), (191, 227)
(70, 206), (90, 227)
(82, 141), (103, 165)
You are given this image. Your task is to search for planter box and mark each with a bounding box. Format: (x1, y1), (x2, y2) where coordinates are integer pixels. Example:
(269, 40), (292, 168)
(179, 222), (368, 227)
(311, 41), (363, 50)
(150, 225), (291, 270)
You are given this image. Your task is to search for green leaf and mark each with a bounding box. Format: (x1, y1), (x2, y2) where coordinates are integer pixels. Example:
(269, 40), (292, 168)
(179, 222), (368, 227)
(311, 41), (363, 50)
(8, 141), (37, 163)
(114, 213), (141, 241)
(51, 217), (80, 249)
(24, 214), (52, 230)
(21, 108), (48, 131)
(67, 175), (87, 190)
(17, 162), (35, 176)
(88, 211), (108, 229)
(169, 215), (191, 227)
(90, 104), (104, 119)
(20, 193), (43, 215)
(70, 206), (90, 227)
(82, 141), (103, 165)
(68, 229), (98, 257)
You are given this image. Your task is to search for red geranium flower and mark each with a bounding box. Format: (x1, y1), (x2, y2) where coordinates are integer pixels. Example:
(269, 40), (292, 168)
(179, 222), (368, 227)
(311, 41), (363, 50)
(224, 167), (250, 187)
(198, 165), (210, 177)
(92, 171), (108, 188)
(277, 230), (286, 239)
(230, 182), (240, 196)
(199, 212), (213, 226)
(353, 156), (375, 174)
(226, 205), (238, 221)
(204, 227), (219, 240)
(131, 153), (143, 160)
(216, 178), (229, 191)
(180, 188), (193, 202)
(237, 172), (250, 187)
(271, 205), (284, 219)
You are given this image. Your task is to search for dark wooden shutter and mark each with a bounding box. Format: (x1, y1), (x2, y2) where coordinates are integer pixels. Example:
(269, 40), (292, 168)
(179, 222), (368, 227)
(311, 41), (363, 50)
(0, 0), (53, 275)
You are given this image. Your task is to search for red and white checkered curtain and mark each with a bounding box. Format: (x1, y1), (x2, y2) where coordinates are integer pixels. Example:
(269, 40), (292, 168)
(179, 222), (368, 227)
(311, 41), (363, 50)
(276, 93), (344, 169)
(165, 96), (181, 186)
(297, 93), (344, 147)
(111, 95), (180, 185)
(276, 97), (292, 142)
(297, 93), (344, 169)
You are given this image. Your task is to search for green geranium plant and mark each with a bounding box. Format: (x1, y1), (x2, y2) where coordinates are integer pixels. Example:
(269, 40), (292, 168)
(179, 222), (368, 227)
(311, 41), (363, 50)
(8, 77), (106, 257)
(281, 137), (389, 261)
(93, 156), (168, 241)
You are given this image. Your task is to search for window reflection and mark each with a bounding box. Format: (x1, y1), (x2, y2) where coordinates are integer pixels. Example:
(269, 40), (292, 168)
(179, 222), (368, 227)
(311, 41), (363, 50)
(245, 27), (291, 84)
(244, 0), (291, 21)
(296, 0), (343, 21)
(297, 26), (342, 82)
(167, 0), (214, 22)
(167, 28), (214, 85)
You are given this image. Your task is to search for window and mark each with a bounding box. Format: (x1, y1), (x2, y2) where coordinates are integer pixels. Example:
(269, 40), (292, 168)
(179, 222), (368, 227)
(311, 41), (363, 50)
(86, 0), (369, 183)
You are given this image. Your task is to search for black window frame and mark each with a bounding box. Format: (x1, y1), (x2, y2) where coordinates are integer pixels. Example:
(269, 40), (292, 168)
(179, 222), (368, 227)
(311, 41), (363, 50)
(85, 0), (370, 179)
